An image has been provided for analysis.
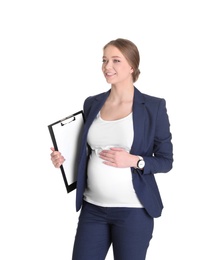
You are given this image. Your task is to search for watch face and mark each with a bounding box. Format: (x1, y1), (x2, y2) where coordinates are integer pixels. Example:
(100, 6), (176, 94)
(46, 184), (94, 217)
(138, 160), (145, 168)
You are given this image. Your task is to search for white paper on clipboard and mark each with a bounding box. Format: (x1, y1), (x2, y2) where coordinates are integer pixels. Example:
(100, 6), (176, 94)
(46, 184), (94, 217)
(48, 110), (84, 193)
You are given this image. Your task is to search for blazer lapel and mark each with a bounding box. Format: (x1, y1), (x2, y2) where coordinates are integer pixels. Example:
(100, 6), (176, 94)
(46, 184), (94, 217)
(83, 90), (110, 135)
(131, 87), (147, 154)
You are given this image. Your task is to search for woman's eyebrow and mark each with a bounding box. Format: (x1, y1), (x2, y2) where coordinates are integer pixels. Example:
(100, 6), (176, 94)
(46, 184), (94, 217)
(102, 55), (121, 59)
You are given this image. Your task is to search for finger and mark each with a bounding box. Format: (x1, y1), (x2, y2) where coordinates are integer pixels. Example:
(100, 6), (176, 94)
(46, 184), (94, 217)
(54, 163), (61, 168)
(50, 150), (61, 158)
(53, 157), (65, 168)
(99, 153), (113, 162)
(99, 150), (114, 157)
(102, 161), (117, 167)
(109, 147), (124, 151)
(52, 154), (65, 162)
(50, 148), (62, 158)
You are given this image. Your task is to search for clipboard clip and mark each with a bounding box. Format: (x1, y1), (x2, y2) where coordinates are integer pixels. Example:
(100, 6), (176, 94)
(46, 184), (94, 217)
(60, 115), (76, 126)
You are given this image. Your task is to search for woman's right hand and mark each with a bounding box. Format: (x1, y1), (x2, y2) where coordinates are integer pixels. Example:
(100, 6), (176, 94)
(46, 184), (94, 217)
(50, 147), (65, 168)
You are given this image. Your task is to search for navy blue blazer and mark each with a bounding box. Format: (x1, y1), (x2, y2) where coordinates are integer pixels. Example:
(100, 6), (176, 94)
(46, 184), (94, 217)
(75, 87), (173, 218)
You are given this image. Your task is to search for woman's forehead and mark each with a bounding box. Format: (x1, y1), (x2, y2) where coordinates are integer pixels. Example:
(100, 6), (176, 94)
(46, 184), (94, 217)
(103, 45), (124, 58)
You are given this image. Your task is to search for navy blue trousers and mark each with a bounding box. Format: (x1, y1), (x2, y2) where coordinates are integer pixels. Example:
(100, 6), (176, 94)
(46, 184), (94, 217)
(72, 201), (154, 260)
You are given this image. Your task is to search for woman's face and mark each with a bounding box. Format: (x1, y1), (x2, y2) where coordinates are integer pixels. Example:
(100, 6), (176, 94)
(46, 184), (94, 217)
(102, 45), (133, 85)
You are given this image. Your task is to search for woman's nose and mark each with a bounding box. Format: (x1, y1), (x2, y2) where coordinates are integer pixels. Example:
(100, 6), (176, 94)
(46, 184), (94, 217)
(104, 60), (112, 69)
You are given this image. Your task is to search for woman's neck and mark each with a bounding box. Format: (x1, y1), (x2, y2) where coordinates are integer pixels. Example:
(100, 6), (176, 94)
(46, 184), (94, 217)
(109, 84), (134, 103)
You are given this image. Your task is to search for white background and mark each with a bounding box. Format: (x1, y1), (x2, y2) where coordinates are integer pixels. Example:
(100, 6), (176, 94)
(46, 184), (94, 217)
(0, 0), (218, 259)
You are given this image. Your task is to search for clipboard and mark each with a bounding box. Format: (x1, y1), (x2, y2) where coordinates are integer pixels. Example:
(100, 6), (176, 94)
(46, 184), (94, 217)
(48, 110), (84, 193)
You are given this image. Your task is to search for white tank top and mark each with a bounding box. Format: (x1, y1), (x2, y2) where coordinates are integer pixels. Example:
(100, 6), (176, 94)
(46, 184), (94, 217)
(83, 112), (143, 208)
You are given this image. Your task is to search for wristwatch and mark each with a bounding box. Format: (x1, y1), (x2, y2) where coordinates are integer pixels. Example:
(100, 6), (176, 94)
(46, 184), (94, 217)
(137, 156), (145, 169)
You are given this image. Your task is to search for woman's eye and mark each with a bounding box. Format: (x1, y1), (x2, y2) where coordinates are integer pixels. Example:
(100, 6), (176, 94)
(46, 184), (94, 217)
(102, 59), (120, 64)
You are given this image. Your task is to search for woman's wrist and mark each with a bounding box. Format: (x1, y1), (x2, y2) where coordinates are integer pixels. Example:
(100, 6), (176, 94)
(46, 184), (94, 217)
(132, 155), (145, 169)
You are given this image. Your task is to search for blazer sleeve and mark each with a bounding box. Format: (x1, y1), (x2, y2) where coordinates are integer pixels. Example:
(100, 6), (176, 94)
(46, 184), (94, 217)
(142, 99), (173, 175)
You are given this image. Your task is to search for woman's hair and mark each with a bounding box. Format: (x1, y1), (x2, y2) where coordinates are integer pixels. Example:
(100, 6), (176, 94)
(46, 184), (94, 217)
(103, 38), (141, 83)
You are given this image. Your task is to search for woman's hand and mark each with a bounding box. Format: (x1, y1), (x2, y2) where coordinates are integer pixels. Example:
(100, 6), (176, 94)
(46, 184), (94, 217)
(50, 147), (65, 168)
(99, 147), (138, 168)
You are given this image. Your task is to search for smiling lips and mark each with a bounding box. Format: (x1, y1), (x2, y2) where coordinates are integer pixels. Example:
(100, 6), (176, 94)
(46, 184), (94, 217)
(105, 72), (116, 78)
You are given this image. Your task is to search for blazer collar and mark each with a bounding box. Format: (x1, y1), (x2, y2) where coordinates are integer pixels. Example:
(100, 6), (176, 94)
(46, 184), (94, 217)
(133, 86), (146, 104)
(83, 90), (110, 132)
(93, 87), (145, 104)
(131, 87), (147, 154)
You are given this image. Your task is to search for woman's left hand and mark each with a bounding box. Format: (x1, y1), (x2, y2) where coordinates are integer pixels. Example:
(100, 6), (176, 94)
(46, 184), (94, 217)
(99, 147), (138, 168)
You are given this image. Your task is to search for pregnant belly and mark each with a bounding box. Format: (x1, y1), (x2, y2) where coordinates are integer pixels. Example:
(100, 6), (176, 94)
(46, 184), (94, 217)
(84, 151), (135, 205)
